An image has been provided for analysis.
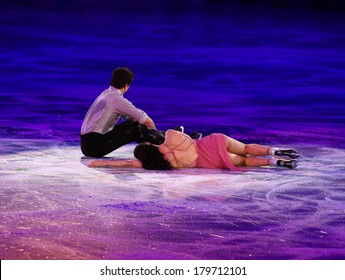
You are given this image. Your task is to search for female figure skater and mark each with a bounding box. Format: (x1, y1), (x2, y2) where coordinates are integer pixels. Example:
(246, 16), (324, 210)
(89, 129), (299, 170)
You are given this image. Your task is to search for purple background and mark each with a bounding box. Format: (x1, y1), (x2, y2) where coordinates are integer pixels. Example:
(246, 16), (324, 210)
(1, 0), (345, 145)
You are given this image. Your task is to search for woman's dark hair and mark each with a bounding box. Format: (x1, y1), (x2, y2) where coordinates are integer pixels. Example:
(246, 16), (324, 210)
(110, 67), (134, 89)
(134, 144), (173, 170)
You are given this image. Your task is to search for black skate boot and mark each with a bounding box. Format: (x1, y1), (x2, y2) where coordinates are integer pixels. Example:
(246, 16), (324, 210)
(174, 126), (184, 133)
(271, 148), (300, 159)
(174, 126), (202, 140)
(189, 131), (202, 140)
(276, 159), (298, 169)
(138, 125), (165, 145)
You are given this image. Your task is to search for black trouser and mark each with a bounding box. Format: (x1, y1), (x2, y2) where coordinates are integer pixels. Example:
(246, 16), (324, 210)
(80, 120), (165, 157)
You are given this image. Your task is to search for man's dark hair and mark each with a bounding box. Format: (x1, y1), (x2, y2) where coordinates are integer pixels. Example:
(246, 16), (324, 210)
(134, 144), (173, 170)
(110, 67), (134, 89)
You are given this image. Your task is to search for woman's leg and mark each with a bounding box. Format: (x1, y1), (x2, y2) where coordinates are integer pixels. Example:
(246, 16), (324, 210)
(224, 135), (270, 156)
(228, 153), (269, 167)
(223, 134), (298, 168)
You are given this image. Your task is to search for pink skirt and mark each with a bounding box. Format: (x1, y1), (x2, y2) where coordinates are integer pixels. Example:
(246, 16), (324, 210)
(195, 133), (239, 171)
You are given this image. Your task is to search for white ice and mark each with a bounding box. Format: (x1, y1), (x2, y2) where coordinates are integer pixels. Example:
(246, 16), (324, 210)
(1, 138), (345, 259)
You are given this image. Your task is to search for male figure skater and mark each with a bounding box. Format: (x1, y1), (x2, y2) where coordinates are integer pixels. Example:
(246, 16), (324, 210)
(80, 67), (166, 157)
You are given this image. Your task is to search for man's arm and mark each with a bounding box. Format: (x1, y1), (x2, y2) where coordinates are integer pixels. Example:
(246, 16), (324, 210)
(143, 116), (156, 129)
(89, 159), (142, 168)
(116, 97), (157, 128)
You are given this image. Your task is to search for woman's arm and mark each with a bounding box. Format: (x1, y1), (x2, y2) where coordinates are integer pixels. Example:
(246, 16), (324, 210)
(89, 159), (142, 168)
(163, 129), (194, 151)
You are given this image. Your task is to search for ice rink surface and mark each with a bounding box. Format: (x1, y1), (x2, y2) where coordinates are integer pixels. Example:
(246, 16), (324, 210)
(1, 0), (345, 259)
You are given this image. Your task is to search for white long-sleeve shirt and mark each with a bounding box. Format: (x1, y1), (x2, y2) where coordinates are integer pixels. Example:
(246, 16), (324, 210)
(80, 86), (148, 135)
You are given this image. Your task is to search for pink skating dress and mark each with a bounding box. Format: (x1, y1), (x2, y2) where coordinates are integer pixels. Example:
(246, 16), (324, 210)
(195, 133), (239, 171)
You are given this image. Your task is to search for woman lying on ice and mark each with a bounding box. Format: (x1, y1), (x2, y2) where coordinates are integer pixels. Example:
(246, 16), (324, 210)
(89, 129), (299, 170)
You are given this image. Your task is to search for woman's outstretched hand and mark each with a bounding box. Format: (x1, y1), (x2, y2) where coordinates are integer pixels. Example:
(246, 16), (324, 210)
(89, 160), (105, 167)
(88, 159), (142, 168)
